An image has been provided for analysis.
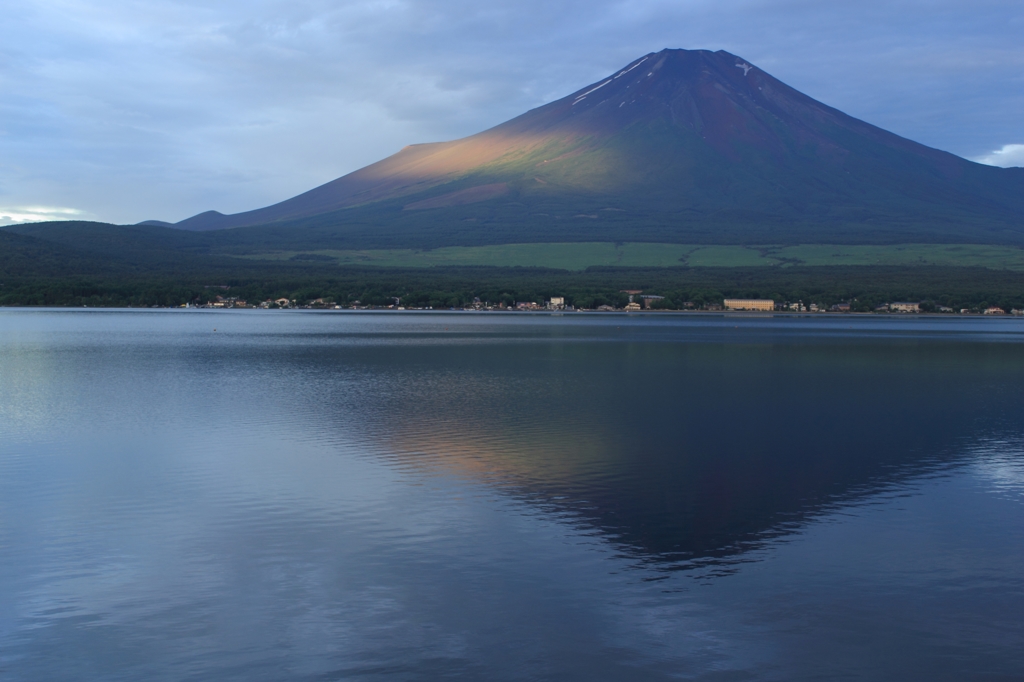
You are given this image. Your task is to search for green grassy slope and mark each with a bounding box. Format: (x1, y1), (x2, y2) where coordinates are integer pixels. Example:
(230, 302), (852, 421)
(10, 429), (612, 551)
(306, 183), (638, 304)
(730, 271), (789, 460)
(239, 242), (1024, 271)
(8, 223), (1024, 274)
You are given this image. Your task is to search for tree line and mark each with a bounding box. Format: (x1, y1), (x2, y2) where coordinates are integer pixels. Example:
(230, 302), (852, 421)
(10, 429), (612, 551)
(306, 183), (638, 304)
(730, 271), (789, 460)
(2, 264), (1023, 312)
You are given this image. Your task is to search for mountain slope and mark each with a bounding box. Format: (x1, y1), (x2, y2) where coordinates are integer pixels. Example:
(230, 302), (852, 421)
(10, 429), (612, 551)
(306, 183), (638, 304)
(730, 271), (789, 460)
(0, 229), (124, 277)
(155, 49), (1024, 243)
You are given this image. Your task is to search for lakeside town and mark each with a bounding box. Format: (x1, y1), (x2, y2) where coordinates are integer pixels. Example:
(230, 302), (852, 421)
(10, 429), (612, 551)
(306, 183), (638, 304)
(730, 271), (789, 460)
(190, 293), (1024, 315)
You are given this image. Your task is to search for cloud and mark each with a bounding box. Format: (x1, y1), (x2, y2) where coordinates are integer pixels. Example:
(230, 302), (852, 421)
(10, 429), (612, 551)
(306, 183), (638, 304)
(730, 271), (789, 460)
(1, 0), (1022, 224)
(0, 206), (92, 226)
(973, 144), (1024, 168)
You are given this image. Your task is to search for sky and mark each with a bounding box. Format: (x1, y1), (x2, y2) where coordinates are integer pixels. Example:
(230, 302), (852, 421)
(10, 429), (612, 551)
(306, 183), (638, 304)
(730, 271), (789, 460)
(2, 0), (1022, 226)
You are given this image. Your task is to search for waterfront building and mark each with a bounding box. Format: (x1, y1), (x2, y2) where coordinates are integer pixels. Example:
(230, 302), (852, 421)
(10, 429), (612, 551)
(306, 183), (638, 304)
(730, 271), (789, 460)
(724, 299), (775, 311)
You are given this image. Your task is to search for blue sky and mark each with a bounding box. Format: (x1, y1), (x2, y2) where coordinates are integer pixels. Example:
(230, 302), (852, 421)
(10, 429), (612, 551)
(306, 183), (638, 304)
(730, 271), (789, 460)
(2, 0), (1022, 225)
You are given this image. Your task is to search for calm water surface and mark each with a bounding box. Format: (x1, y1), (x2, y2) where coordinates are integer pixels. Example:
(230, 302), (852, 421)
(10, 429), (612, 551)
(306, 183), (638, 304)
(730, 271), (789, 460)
(1, 310), (1023, 680)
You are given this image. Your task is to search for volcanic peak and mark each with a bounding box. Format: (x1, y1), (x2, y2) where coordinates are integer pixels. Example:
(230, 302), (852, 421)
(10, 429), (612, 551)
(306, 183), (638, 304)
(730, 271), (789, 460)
(169, 48), (1024, 243)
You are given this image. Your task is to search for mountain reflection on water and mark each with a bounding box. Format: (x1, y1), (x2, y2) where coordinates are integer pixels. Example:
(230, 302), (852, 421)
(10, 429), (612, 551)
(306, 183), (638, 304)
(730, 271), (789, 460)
(280, 320), (1024, 573)
(3, 310), (1024, 681)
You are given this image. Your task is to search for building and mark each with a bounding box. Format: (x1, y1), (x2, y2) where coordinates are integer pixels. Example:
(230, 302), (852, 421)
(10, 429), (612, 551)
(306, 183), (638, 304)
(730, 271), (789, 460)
(724, 299), (774, 311)
(547, 297), (565, 310)
(891, 302), (920, 313)
(831, 303), (851, 312)
(640, 295), (664, 309)
(624, 302), (642, 311)
(984, 306), (1005, 315)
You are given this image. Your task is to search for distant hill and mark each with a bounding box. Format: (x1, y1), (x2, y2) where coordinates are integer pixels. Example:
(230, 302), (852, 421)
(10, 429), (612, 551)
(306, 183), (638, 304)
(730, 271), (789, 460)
(1, 221), (271, 276)
(163, 48), (1024, 247)
(0, 229), (120, 277)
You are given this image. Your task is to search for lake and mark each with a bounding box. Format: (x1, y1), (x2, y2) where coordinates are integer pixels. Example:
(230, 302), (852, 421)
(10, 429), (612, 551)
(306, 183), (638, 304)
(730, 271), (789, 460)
(1, 309), (1023, 681)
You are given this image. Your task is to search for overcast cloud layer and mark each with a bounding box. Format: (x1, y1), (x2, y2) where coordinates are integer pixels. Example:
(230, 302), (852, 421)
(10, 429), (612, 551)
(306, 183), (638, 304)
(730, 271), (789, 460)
(2, 0), (1022, 225)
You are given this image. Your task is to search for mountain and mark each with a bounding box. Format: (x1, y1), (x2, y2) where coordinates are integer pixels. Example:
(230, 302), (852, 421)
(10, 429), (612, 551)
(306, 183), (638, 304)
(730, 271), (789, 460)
(165, 48), (1024, 247)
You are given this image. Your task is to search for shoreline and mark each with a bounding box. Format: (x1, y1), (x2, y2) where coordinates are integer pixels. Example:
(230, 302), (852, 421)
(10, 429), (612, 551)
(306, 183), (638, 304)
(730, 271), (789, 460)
(2, 306), (1021, 318)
